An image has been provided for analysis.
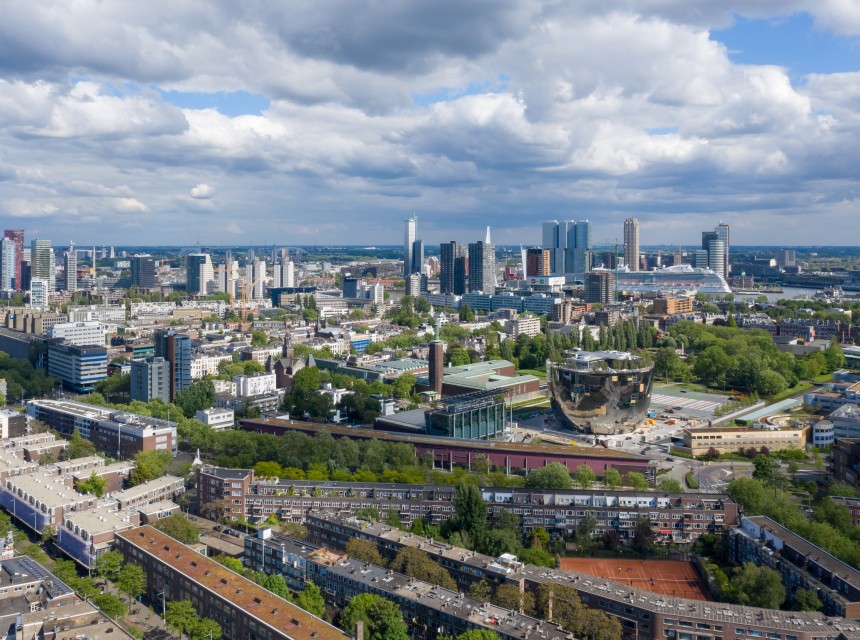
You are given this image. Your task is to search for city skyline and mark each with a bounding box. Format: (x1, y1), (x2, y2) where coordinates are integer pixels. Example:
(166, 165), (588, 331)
(0, 3), (859, 245)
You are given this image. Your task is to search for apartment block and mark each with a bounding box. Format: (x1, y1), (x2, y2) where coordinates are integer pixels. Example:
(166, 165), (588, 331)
(115, 526), (350, 640)
(47, 320), (108, 346)
(680, 425), (808, 457)
(234, 372), (277, 397)
(47, 343), (108, 393)
(27, 399), (177, 457)
(191, 353), (234, 378)
(244, 529), (573, 640)
(729, 516), (860, 618)
(652, 297), (694, 315)
(307, 512), (860, 640)
(195, 407), (235, 430)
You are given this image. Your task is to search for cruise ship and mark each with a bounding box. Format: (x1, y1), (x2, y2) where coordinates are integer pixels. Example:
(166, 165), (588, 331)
(547, 350), (654, 435)
(607, 264), (731, 295)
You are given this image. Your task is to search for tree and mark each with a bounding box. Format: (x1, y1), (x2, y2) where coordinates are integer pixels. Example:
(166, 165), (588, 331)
(525, 463), (572, 489)
(292, 366), (322, 392)
(390, 547), (458, 590)
(116, 563), (147, 606)
(632, 517), (654, 554)
(624, 472), (649, 490)
(448, 348), (471, 367)
(175, 379), (216, 418)
(572, 464), (597, 489)
(94, 550), (124, 581)
(459, 304), (476, 322)
(191, 618), (223, 640)
(93, 593), (127, 619)
(153, 515), (200, 545)
(214, 554), (244, 572)
(729, 563), (785, 609)
(752, 454), (775, 482)
(166, 600), (199, 637)
(346, 538), (386, 566)
(391, 372), (416, 399)
(280, 522), (308, 540)
(493, 583), (535, 615)
(262, 573), (292, 600)
(468, 579), (492, 602)
(75, 470), (108, 498)
(129, 449), (172, 486)
(451, 482), (487, 539)
(62, 428), (97, 460)
(657, 477), (683, 493)
(457, 631), (501, 640)
(340, 593), (409, 640)
(603, 468), (622, 489)
(296, 581), (326, 617)
(794, 587), (823, 612)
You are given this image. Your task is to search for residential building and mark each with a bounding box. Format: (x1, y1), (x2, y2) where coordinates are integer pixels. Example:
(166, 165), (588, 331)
(244, 258), (267, 299)
(776, 249), (796, 269)
(272, 260), (295, 289)
(47, 343), (108, 393)
(652, 296), (693, 315)
(525, 247), (552, 277)
(30, 238), (55, 291)
(679, 424), (808, 457)
(0, 472), (97, 533)
(505, 314), (541, 339)
(439, 241), (467, 295)
(110, 475), (185, 510)
(130, 356), (171, 403)
(831, 438), (860, 485)
(830, 496), (860, 526)
(116, 526), (350, 640)
(3, 229), (24, 290)
(624, 217), (640, 271)
(154, 328), (192, 401)
(195, 407), (235, 430)
(26, 399), (177, 457)
(191, 353), (233, 378)
(404, 215), (417, 276)
(0, 409), (28, 439)
(0, 555), (76, 613)
(404, 272), (427, 296)
(729, 515), (860, 618)
(585, 270), (616, 304)
(64, 242), (77, 291)
(234, 372), (277, 397)
(187, 252), (215, 296)
(307, 512), (855, 640)
(29, 277), (50, 307)
(0, 236), (15, 290)
(47, 320), (108, 346)
(411, 238), (424, 275)
(130, 254), (156, 288)
(245, 530), (573, 640)
(467, 240), (495, 294)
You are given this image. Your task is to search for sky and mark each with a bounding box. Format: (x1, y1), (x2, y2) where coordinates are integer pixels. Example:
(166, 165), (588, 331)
(1, 1), (860, 247)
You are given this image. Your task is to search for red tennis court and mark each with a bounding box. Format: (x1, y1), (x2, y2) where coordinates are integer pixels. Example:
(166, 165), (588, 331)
(558, 558), (712, 601)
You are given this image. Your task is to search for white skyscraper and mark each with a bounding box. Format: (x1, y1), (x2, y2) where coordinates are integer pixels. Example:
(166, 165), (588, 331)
(0, 238), (16, 291)
(65, 242), (77, 291)
(187, 253), (215, 296)
(217, 260), (240, 298)
(30, 239), (55, 291)
(273, 261), (294, 288)
(29, 279), (49, 308)
(715, 222), (730, 279)
(245, 259), (266, 299)
(404, 215), (417, 276)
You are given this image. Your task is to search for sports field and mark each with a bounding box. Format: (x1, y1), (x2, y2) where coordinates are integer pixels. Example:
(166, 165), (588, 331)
(558, 558), (712, 601)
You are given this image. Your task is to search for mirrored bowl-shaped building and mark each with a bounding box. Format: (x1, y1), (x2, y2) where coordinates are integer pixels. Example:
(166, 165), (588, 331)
(547, 350), (654, 435)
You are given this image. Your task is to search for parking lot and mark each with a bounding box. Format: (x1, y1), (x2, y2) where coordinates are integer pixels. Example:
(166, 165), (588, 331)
(650, 385), (731, 421)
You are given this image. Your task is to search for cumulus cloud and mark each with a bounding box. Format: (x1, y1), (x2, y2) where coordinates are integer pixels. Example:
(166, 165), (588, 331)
(0, 1), (857, 244)
(190, 183), (215, 199)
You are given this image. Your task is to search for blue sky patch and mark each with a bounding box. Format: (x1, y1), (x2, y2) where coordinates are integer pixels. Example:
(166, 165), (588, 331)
(157, 89), (270, 116)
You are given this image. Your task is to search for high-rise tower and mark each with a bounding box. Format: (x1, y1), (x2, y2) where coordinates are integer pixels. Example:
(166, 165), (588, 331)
(404, 215), (417, 276)
(439, 242), (467, 295)
(30, 239), (55, 292)
(624, 218), (640, 271)
(64, 242), (77, 291)
(3, 230), (23, 290)
(467, 240), (496, 294)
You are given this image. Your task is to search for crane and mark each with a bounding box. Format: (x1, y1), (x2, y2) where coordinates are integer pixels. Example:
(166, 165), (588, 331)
(239, 276), (264, 322)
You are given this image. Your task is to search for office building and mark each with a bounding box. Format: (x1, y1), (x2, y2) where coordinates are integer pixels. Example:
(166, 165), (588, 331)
(404, 215), (417, 276)
(624, 217), (640, 271)
(679, 424), (808, 457)
(245, 259), (266, 299)
(130, 254), (156, 288)
(154, 329), (192, 402)
(542, 220), (591, 277)
(439, 241), (467, 295)
(64, 242), (77, 291)
(776, 249), (796, 269)
(187, 252), (215, 296)
(30, 238), (55, 291)
(116, 526), (348, 640)
(0, 237), (15, 290)
(47, 343), (108, 393)
(130, 356), (171, 403)
(411, 238), (424, 275)
(3, 229), (24, 290)
(467, 240), (495, 294)
(29, 278), (50, 307)
(652, 296), (694, 315)
(584, 270), (616, 304)
(526, 247), (551, 277)
(47, 320), (107, 346)
(832, 438), (860, 486)
(272, 261), (294, 289)
(195, 408), (235, 430)
(245, 530), (572, 640)
(342, 277), (359, 299)
(27, 399), (177, 457)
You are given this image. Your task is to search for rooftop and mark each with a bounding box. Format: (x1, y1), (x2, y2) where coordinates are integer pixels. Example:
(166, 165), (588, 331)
(28, 399), (176, 433)
(63, 505), (136, 535)
(110, 475), (183, 502)
(118, 526), (350, 640)
(6, 473), (89, 508)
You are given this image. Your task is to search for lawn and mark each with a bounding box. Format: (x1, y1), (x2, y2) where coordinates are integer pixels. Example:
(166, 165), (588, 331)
(518, 368), (547, 379)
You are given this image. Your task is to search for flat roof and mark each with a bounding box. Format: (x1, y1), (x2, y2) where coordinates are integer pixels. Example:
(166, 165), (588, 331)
(374, 409), (426, 431)
(311, 512), (860, 635)
(118, 526), (350, 640)
(6, 473), (87, 508)
(243, 419), (646, 461)
(28, 399), (176, 432)
(63, 505), (136, 535)
(110, 475), (183, 502)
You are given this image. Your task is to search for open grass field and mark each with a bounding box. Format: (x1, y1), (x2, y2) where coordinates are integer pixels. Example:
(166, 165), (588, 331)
(558, 558), (712, 601)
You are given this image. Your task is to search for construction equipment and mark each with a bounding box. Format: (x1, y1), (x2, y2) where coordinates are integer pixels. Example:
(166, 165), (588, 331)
(239, 276), (263, 322)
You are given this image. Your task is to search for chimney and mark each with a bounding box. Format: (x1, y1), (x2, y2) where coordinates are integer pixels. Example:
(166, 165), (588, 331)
(356, 620), (365, 640)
